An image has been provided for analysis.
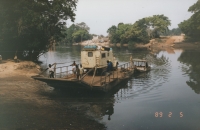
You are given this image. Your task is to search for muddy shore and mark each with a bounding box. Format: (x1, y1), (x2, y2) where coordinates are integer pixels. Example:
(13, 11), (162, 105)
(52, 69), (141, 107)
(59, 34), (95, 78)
(0, 61), (105, 129)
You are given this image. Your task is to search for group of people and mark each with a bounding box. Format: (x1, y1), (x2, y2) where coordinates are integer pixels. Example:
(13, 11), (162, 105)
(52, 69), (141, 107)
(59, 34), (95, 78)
(48, 60), (119, 79)
(48, 61), (84, 79)
(71, 61), (84, 80)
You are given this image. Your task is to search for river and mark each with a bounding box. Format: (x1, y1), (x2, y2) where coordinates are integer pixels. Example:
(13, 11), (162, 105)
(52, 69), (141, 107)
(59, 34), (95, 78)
(39, 46), (200, 130)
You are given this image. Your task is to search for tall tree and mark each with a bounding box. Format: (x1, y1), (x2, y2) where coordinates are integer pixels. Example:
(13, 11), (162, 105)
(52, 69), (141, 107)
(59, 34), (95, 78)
(179, 0), (200, 41)
(60, 22), (92, 45)
(0, 0), (77, 60)
(107, 25), (119, 43)
(144, 15), (171, 38)
(76, 22), (90, 31)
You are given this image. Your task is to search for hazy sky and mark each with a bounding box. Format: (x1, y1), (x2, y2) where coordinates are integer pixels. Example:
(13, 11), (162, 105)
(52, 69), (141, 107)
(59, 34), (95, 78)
(67, 0), (197, 36)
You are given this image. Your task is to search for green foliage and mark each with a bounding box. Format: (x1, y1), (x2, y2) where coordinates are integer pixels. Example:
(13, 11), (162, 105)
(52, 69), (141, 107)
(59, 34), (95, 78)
(107, 15), (171, 45)
(72, 29), (91, 43)
(60, 22), (92, 45)
(0, 0), (77, 60)
(169, 28), (182, 35)
(162, 28), (182, 36)
(178, 50), (200, 94)
(145, 15), (171, 38)
(107, 25), (119, 43)
(179, 0), (200, 41)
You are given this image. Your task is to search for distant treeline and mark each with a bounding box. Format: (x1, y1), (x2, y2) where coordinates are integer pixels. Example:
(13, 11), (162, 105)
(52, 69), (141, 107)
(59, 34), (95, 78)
(163, 28), (182, 36)
(60, 22), (92, 45)
(107, 15), (171, 45)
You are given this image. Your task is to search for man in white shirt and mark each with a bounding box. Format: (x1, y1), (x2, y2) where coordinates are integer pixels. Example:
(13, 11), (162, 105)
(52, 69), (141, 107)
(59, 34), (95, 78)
(49, 64), (54, 78)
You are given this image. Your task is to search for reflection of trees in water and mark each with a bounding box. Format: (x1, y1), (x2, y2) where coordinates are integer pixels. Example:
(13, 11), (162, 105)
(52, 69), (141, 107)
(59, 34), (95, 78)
(146, 53), (170, 67)
(112, 47), (150, 62)
(86, 81), (138, 121)
(56, 46), (82, 57)
(44, 87), (116, 121)
(186, 80), (200, 94)
(71, 46), (82, 57)
(83, 82), (142, 121)
(178, 50), (200, 94)
(88, 98), (114, 121)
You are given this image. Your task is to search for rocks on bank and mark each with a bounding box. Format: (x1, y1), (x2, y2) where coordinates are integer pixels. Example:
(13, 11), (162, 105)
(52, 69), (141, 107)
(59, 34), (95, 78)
(76, 36), (110, 46)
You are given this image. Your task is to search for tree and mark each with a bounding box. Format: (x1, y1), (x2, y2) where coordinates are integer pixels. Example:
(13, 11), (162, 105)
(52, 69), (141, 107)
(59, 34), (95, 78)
(144, 15), (171, 38)
(162, 28), (182, 36)
(107, 25), (119, 43)
(0, 0), (77, 60)
(179, 0), (200, 41)
(107, 15), (171, 44)
(60, 22), (92, 45)
(76, 22), (90, 31)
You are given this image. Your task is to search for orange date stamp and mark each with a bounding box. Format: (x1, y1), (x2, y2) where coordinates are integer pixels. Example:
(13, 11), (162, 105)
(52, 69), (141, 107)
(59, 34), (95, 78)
(155, 112), (183, 118)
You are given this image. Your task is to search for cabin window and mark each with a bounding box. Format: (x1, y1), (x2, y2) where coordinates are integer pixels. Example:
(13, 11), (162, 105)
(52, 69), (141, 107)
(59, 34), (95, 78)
(107, 52), (109, 56)
(101, 53), (106, 58)
(88, 52), (93, 57)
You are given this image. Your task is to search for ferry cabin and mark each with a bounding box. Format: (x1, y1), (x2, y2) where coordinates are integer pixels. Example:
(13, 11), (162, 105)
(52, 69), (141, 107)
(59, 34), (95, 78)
(81, 45), (117, 69)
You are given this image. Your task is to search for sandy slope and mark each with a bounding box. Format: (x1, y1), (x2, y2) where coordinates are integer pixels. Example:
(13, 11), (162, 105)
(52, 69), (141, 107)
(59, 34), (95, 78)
(0, 60), (105, 129)
(0, 60), (41, 78)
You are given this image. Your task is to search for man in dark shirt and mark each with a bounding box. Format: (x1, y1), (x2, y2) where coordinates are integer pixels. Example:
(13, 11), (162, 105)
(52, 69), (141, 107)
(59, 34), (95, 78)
(76, 65), (80, 80)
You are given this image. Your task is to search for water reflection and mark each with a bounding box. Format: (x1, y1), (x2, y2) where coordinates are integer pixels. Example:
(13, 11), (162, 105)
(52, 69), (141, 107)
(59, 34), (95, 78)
(39, 46), (82, 69)
(39, 46), (171, 110)
(87, 98), (114, 121)
(38, 46), (200, 129)
(178, 50), (200, 94)
(112, 52), (171, 102)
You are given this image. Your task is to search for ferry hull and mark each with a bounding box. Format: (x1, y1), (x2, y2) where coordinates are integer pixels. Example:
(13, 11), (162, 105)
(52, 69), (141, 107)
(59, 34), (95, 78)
(32, 69), (134, 92)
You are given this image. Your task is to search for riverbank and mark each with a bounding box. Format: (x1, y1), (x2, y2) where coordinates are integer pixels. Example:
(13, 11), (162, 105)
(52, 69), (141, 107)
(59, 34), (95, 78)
(148, 36), (199, 49)
(135, 36), (200, 54)
(0, 60), (41, 78)
(0, 60), (105, 129)
(79, 35), (200, 50)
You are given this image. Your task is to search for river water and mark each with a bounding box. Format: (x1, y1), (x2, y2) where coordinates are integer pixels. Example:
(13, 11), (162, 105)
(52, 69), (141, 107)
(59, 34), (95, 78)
(39, 46), (200, 130)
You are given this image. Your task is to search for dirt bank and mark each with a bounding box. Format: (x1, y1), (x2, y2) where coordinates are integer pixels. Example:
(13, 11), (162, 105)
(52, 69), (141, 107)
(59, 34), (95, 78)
(0, 60), (105, 129)
(134, 36), (200, 54)
(78, 35), (200, 50)
(0, 60), (41, 78)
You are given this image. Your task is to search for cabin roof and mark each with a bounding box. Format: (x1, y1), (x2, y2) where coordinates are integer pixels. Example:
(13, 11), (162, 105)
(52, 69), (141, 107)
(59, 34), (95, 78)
(82, 45), (111, 51)
(81, 50), (108, 53)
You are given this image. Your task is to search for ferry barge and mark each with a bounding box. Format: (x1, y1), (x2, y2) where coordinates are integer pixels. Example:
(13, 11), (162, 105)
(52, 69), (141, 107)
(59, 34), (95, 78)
(32, 45), (135, 92)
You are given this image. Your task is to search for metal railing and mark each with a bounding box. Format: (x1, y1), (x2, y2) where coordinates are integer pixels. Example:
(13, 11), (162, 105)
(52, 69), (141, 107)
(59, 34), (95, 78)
(38, 61), (80, 78)
(91, 61), (134, 87)
(54, 65), (74, 78)
(39, 60), (134, 88)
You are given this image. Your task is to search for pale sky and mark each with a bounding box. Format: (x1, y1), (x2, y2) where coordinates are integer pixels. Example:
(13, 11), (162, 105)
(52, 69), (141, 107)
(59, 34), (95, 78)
(67, 0), (197, 36)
